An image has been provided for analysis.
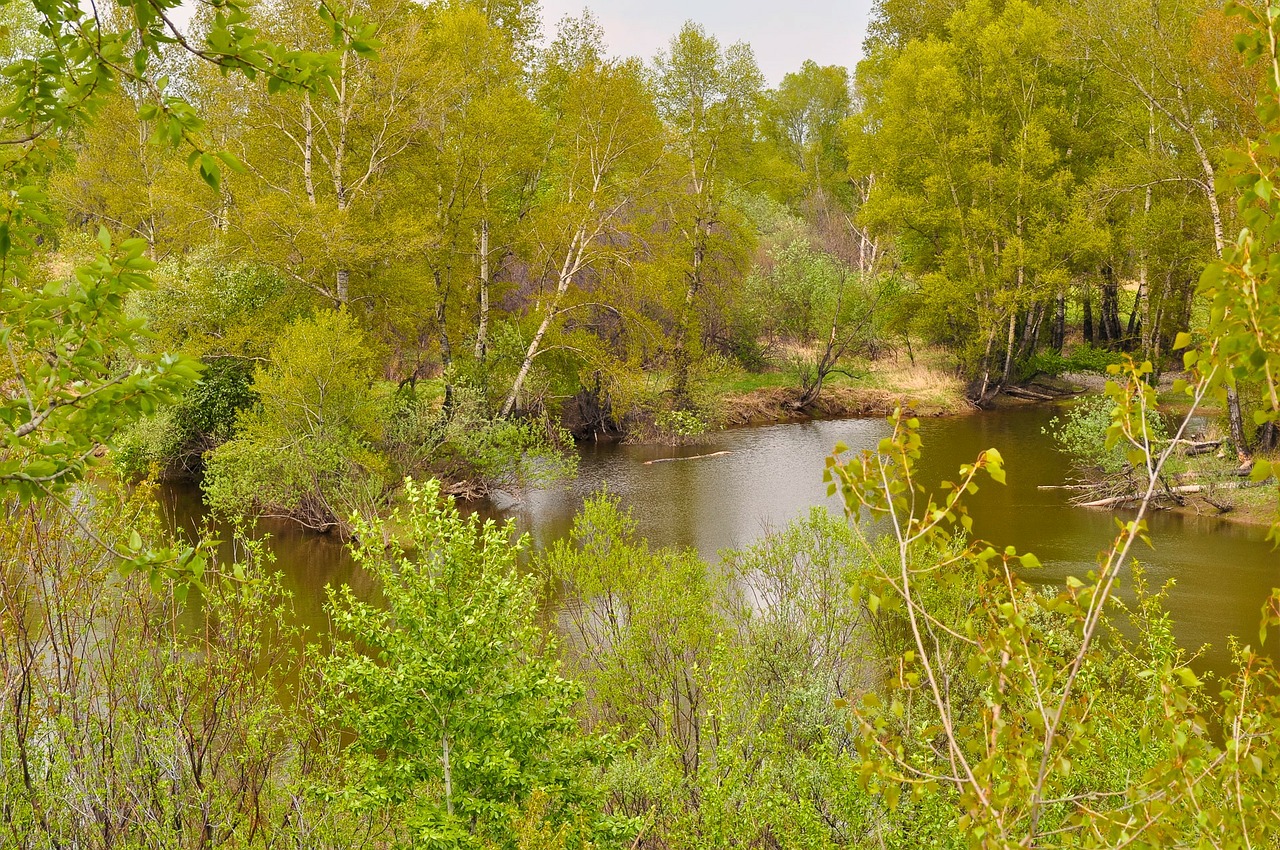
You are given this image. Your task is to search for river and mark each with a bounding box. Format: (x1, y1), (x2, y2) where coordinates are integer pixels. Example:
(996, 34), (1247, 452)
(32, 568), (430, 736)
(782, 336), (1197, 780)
(159, 403), (1280, 676)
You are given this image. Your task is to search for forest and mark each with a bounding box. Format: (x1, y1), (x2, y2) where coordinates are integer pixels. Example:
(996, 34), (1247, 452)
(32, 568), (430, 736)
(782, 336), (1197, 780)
(4, 0), (1280, 844)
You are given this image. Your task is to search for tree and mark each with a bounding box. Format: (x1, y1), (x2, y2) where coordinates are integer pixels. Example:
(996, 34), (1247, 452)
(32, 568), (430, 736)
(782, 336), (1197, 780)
(849, 0), (1078, 400)
(223, 0), (417, 307)
(325, 478), (615, 846)
(746, 238), (877, 408)
(653, 22), (763, 406)
(0, 0), (358, 570)
(381, 2), (541, 406)
(1066, 0), (1259, 456)
(760, 61), (852, 205)
(499, 51), (663, 416)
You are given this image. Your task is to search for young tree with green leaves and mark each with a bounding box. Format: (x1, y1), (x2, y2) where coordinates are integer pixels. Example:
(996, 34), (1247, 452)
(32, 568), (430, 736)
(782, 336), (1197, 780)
(325, 478), (619, 847)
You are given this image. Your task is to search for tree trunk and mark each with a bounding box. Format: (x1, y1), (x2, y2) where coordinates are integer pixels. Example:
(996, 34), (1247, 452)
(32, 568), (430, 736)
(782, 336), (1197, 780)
(1017, 301), (1044, 361)
(1126, 279), (1142, 345)
(1099, 265), (1122, 345)
(670, 223), (705, 408)
(1083, 289), (1094, 345)
(976, 326), (997, 403)
(1051, 294), (1066, 352)
(335, 269), (349, 306)
(434, 269), (454, 412)
(1258, 420), (1278, 451)
(502, 302), (557, 418)
(1001, 308), (1018, 387)
(302, 93), (316, 206)
(442, 728), (453, 818)
(1226, 384), (1251, 465)
(501, 229), (585, 417)
(475, 218), (490, 366)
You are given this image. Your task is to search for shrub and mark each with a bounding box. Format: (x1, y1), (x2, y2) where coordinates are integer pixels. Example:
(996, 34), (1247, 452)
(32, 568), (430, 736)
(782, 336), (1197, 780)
(325, 479), (619, 845)
(1065, 343), (1126, 373)
(203, 309), (388, 530)
(113, 358), (257, 479)
(1045, 394), (1172, 478)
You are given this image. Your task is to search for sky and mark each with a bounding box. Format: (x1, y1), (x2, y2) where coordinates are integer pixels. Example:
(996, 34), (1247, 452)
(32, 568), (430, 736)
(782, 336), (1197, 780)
(536, 0), (877, 85)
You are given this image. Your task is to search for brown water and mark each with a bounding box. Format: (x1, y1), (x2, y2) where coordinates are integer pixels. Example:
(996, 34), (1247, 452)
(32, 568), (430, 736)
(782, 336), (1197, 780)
(159, 404), (1280, 674)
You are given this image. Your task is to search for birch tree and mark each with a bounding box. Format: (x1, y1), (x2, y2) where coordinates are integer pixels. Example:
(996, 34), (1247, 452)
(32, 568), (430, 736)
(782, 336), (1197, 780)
(499, 55), (662, 416)
(228, 0), (421, 306)
(654, 23), (763, 406)
(383, 3), (540, 405)
(1067, 0), (1258, 456)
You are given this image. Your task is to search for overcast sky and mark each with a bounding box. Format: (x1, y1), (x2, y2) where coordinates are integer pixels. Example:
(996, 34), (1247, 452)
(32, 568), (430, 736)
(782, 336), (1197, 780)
(537, 0), (876, 85)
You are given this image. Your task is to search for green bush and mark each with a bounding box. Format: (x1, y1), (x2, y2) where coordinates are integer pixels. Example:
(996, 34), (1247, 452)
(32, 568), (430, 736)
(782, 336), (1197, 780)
(203, 309), (388, 530)
(1025, 344), (1126, 379)
(387, 382), (578, 497)
(113, 358), (257, 479)
(654, 408), (708, 439)
(1046, 392), (1177, 483)
(325, 479), (621, 845)
(1065, 343), (1126, 373)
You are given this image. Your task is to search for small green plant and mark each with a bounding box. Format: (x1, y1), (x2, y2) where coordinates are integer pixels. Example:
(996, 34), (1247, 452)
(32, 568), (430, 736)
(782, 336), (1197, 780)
(1065, 343), (1127, 373)
(1023, 344), (1126, 380)
(655, 408), (708, 439)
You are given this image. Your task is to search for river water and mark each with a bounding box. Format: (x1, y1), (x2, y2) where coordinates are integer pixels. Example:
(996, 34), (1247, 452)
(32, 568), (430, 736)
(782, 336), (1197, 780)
(160, 403), (1280, 675)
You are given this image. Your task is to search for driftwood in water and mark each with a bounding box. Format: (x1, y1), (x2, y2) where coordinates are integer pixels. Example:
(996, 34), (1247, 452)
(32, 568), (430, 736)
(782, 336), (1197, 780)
(643, 451), (734, 466)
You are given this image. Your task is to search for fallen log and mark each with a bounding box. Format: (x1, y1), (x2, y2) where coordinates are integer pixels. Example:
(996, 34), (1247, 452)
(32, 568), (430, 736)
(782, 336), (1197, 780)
(1003, 385), (1057, 401)
(1171, 439), (1221, 456)
(643, 450), (734, 465)
(1077, 479), (1267, 508)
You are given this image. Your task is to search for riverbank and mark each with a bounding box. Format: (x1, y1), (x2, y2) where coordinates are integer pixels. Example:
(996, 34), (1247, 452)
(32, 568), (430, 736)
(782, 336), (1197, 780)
(687, 354), (974, 433)
(1043, 374), (1280, 529)
(1158, 441), (1280, 528)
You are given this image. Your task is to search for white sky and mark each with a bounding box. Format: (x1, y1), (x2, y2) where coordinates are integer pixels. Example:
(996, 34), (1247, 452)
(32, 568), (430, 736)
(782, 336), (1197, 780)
(537, 0), (876, 85)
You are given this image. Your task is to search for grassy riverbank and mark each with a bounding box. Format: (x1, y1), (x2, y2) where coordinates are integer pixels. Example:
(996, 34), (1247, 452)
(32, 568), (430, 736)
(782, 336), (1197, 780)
(1158, 425), (1280, 528)
(709, 357), (972, 426)
(648, 346), (973, 439)
(1040, 379), (1280, 530)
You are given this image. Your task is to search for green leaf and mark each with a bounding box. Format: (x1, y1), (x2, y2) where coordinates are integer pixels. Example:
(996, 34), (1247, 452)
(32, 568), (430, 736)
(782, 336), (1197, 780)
(198, 153), (221, 190)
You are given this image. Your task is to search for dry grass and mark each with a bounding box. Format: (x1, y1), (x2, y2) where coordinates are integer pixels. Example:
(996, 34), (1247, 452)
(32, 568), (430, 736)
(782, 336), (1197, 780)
(858, 357), (970, 413)
(712, 348), (972, 427)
